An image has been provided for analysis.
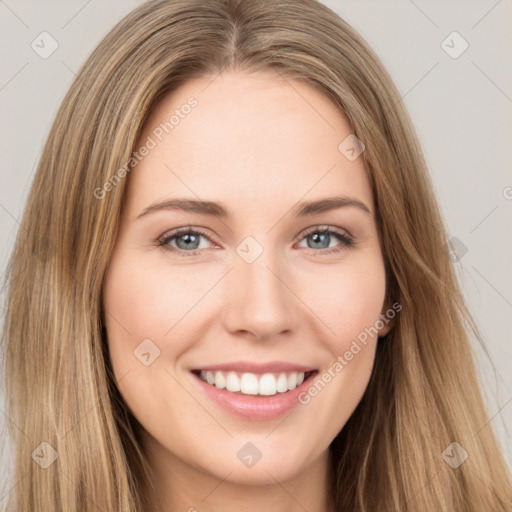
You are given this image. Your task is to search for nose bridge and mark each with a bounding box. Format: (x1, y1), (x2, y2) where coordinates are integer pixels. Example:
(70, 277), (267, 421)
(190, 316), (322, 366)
(222, 242), (298, 339)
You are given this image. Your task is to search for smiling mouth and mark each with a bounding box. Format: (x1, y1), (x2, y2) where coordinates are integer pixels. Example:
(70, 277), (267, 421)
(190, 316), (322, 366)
(191, 369), (318, 396)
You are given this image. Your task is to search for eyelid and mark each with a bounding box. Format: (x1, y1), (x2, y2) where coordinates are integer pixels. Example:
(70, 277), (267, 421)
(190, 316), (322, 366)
(157, 226), (211, 243)
(295, 224), (353, 244)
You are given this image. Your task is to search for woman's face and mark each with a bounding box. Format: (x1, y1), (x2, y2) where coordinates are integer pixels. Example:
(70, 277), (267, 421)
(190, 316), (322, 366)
(103, 71), (391, 487)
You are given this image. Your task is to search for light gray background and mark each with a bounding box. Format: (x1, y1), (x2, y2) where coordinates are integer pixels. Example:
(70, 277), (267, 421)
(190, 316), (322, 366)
(1, 0), (511, 502)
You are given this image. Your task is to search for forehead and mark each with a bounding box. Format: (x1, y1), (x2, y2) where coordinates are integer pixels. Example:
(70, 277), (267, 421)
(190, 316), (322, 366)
(123, 71), (372, 220)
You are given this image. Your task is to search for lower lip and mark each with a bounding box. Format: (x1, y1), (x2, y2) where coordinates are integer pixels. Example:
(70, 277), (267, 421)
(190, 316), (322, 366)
(190, 371), (317, 421)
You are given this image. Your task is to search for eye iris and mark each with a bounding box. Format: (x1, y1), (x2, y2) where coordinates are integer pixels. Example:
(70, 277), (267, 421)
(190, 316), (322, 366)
(308, 232), (330, 249)
(176, 233), (200, 250)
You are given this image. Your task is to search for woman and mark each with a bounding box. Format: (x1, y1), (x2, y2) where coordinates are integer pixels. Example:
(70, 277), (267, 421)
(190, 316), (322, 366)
(2, 0), (511, 510)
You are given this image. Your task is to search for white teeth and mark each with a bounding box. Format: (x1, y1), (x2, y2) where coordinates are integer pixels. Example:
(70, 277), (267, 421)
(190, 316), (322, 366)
(214, 371), (226, 389)
(225, 371), (241, 392)
(276, 373), (288, 393)
(259, 373), (277, 396)
(240, 373), (259, 395)
(287, 372), (297, 390)
(197, 370), (308, 395)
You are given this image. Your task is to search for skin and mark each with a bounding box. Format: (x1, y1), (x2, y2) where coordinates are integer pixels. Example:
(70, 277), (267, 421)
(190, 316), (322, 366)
(102, 70), (393, 512)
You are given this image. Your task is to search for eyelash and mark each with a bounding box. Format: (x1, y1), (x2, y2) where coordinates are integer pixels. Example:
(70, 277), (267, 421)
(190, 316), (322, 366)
(157, 225), (355, 257)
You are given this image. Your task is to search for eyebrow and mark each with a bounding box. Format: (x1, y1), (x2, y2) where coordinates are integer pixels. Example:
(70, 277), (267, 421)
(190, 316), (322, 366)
(136, 195), (371, 219)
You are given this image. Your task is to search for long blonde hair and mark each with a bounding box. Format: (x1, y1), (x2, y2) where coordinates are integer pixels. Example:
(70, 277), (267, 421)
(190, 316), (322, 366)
(2, 0), (511, 510)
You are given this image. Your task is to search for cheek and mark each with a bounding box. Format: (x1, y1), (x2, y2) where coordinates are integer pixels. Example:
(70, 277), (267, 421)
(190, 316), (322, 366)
(303, 254), (387, 350)
(293, 255), (386, 427)
(101, 255), (208, 440)
(102, 254), (210, 370)
(101, 251), (231, 434)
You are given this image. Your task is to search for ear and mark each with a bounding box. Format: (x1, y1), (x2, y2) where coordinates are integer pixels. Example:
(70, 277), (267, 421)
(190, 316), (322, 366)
(377, 300), (399, 338)
(378, 319), (393, 337)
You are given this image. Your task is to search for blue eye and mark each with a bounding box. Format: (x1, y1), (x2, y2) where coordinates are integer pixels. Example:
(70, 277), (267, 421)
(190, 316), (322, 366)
(157, 226), (354, 257)
(157, 227), (211, 256)
(297, 226), (354, 254)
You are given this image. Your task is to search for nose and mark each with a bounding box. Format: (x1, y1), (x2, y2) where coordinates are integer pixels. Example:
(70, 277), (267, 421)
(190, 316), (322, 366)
(221, 252), (299, 341)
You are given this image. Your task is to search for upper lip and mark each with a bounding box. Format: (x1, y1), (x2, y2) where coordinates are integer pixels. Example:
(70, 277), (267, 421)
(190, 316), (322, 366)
(190, 360), (317, 373)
